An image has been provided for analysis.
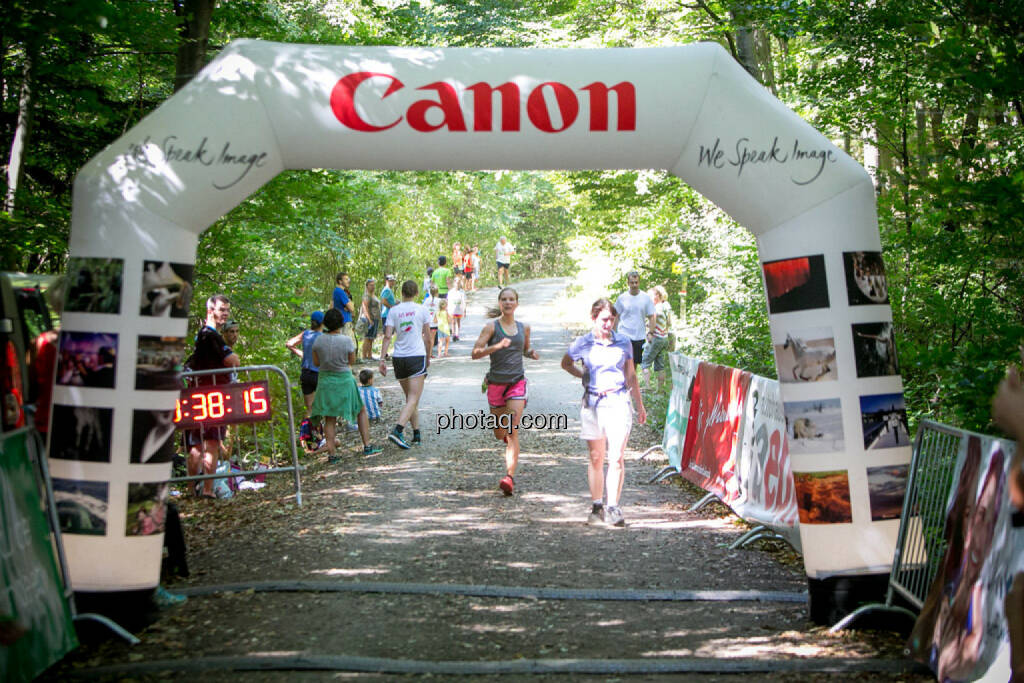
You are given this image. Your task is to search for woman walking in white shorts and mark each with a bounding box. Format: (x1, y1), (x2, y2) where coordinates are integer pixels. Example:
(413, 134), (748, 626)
(561, 298), (646, 527)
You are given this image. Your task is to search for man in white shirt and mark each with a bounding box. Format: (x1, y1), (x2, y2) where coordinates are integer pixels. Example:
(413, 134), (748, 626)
(614, 271), (656, 369)
(494, 236), (515, 287)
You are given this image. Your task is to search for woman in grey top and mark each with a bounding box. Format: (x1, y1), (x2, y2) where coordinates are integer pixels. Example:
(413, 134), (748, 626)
(472, 287), (539, 495)
(311, 308), (382, 461)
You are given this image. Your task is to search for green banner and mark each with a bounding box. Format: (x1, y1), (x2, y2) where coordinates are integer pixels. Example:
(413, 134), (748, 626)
(1, 428), (78, 682)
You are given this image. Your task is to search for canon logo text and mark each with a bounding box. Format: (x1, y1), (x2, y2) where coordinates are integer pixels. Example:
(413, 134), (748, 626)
(330, 72), (637, 134)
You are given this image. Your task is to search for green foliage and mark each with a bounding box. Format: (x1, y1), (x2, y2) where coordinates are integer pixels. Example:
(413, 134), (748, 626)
(4, 0), (1022, 439)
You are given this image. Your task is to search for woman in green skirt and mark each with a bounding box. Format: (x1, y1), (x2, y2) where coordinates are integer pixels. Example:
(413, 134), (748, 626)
(311, 308), (382, 461)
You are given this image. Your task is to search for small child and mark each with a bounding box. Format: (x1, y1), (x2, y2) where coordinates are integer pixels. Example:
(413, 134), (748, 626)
(448, 281), (465, 341)
(357, 369), (383, 422)
(424, 284), (440, 357)
(437, 299), (451, 357)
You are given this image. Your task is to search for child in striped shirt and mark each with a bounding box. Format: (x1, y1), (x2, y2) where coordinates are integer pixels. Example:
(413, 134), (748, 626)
(357, 369), (383, 422)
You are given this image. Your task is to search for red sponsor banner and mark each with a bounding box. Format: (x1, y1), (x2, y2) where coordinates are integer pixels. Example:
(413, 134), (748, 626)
(680, 362), (751, 503)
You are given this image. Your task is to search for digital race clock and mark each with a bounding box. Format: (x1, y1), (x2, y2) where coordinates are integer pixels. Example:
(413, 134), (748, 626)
(173, 380), (272, 429)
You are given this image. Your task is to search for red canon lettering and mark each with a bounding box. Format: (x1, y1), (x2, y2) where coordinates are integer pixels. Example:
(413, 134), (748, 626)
(408, 82), (467, 132)
(331, 72), (637, 133)
(330, 72), (405, 132)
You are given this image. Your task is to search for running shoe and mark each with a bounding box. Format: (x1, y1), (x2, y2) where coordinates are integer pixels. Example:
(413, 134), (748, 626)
(412, 431), (422, 445)
(153, 585), (187, 608)
(587, 503), (605, 526)
(388, 428), (411, 450)
(603, 505), (625, 527)
(327, 454), (341, 464)
(499, 475), (515, 496)
(363, 444), (383, 456)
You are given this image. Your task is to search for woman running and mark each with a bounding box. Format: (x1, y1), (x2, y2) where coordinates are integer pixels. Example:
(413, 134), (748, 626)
(472, 287), (540, 495)
(309, 309), (382, 461)
(560, 298), (646, 527)
(379, 280), (432, 449)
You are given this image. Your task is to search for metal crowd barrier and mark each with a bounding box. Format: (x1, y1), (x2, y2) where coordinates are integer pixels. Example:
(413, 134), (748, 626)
(171, 365), (303, 506)
(829, 419), (963, 632)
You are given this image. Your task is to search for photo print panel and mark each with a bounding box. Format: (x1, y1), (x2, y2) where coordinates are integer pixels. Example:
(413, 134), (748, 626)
(131, 409), (177, 464)
(762, 254), (829, 314)
(56, 331), (118, 389)
(53, 477), (109, 536)
(64, 257), (123, 314)
(860, 392), (910, 450)
(793, 470), (853, 524)
(140, 261), (195, 318)
(125, 482), (169, 537)
(775, 326), (837, 383)
(866, 464), (909, 522)
(852, 322), (899, 378)
(843, 251), (889, 306)
(49, 404), (113, 462)
(136, 335), (186, 391)
(783, 397), (845, 455)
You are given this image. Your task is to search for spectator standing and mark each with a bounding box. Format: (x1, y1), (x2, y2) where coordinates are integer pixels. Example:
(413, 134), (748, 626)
(310, 308), (382, 461)
(332, 272), (355, 338)
(379, 280), (432, 449)
(358, 278), (382, 362)
(560, 298), (646, 527)
(187, 294), (240, 498)
(472, 287), (540, 495)
(470, 247), (481, 291)
(614, 271), (656, 369)
(494, 236), (515, 287)
(640, 285), (673, 391)
(380, 274), (398, 354)
(285, 310), (324, 415)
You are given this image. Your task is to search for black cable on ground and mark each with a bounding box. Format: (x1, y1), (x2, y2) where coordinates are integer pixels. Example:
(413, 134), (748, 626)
(176, 579), (808, 603)
(75, 654), (931, 677)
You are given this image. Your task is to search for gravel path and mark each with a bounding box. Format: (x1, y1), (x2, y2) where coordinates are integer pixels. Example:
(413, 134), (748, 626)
(46, 278), (929, 681)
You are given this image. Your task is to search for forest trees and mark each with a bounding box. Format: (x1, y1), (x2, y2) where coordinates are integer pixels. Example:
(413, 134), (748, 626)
(1, 0), (1020, 433)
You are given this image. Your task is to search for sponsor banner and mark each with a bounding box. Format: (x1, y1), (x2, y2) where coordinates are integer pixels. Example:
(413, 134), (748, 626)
(663, 353), (700, 471)
(679, 362), (751, 503)
(734, 374), (800, 549)
(1, 429), (78, 682)
(908, 435), (1021, 682)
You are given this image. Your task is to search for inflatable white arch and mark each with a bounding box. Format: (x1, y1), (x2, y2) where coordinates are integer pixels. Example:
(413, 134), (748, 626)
(56, 40), (909, 599)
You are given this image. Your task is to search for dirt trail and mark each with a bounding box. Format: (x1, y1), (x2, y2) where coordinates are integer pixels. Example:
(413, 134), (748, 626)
(47, 278), (928, 681)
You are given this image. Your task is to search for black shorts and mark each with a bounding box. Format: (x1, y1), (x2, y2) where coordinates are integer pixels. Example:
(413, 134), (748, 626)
(630, 339), (645, 365)
(392, 355), (427, 380)
(300, 367), (319, 395)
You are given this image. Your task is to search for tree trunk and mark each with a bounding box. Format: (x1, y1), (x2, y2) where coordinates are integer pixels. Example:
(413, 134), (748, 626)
(730, 11), (763, 84)
(173, 0), (217, 93)
(5, 48), (34, 217)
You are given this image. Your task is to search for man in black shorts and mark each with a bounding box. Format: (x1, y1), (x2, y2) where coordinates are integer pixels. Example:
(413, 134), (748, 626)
(186, 294), (239, 498)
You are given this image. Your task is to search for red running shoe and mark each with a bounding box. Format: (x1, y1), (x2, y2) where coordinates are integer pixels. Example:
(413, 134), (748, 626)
(499, 475), (515, 496)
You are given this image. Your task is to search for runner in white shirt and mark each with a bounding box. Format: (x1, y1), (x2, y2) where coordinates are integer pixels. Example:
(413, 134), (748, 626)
(614, 271), (656, 370)
(494, 236), (515, 287)
(379, 280), (432, 449)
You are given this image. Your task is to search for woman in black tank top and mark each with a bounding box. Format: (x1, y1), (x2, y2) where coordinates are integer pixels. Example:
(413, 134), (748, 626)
(472, 287), (539, 496)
